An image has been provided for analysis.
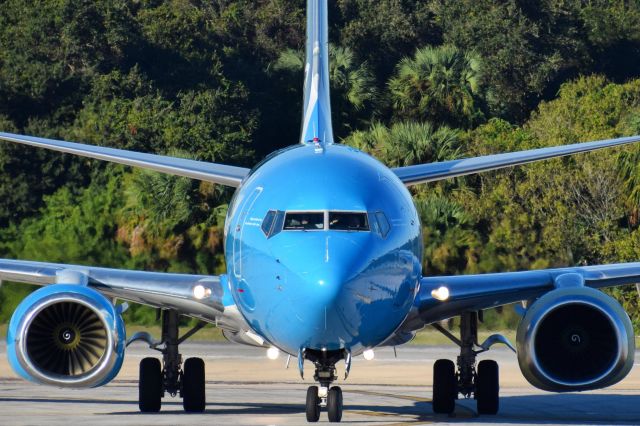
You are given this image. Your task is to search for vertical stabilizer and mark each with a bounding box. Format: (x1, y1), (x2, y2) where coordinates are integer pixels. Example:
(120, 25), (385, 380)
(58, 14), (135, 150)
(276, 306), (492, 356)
(300, 0), (334, 146)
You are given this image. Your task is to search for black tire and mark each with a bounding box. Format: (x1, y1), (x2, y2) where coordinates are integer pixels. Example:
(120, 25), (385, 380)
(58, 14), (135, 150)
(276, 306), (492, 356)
(432, 359), (456, 414)
(476, 360), (499, 415)
(182, 357), (206, 412)
(305, 386), (321, 422)
(327, 386), (343, 423)
(139, 357), (162, 413)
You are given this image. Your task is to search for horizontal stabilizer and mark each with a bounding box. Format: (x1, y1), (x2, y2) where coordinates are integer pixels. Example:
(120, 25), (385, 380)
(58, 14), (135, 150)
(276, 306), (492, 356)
(0, 132), (249, 187)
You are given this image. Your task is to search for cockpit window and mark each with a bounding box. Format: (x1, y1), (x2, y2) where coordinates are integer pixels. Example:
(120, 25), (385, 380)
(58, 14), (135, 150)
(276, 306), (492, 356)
(283, 212), (325, 230)
(328, 212), (369, 231)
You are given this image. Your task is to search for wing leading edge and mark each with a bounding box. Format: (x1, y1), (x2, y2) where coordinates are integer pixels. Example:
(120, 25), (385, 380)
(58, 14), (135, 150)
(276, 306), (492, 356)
(0, 132), (250, 187)
(0, 258), (243, 329)
(393, 135), (640, 186)
(399, 262), (640, 333)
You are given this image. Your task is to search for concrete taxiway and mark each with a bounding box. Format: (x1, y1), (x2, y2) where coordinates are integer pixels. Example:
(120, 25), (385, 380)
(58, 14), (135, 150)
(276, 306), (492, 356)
(0, 342), (638, 425)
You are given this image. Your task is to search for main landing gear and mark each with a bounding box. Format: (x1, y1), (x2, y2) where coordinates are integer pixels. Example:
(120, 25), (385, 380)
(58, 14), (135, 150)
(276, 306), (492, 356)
(303, 350), (346, 423)
(431, 311), (506, 415)
(135, 310), (207, 413)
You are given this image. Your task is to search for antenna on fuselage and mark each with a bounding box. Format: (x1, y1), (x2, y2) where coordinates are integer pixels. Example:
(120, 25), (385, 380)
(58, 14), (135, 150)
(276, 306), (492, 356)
(300, 0), (334, 148)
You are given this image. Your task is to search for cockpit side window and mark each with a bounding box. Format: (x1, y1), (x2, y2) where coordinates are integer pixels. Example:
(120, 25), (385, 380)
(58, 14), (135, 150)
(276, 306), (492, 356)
(283, 212), (325, 230)
(328, 212), (369, 231)
(374, 211), (390, 238)
(262, 210), (286, 237)
(262, 210), (277, 237)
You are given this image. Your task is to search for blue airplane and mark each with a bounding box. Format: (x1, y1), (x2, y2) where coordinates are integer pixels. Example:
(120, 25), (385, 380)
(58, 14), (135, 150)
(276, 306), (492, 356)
(1, 0), (640, 423)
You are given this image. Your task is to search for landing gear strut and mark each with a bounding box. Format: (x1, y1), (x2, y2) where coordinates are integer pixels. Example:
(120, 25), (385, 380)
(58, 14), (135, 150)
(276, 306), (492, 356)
(303, 350), (346, 423)
(431, 311), (501, 415)
(138, 310), (207, 413)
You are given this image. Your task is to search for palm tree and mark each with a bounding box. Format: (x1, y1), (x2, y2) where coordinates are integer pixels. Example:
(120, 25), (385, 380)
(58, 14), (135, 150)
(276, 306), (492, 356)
(329, 46), (377, 112)
(415, 194), (478, 275)
(388, 45), (484, 128)
(342, 121), (461, 168)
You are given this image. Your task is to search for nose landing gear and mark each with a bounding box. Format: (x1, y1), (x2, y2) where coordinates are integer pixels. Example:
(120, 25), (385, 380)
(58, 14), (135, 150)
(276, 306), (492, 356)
(303, 349), (347, 423)
(305, 383), (344, 422)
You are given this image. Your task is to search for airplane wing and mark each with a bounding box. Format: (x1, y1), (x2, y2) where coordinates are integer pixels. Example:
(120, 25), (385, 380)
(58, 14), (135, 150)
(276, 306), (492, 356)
(398, 262), (640, 332)
(0, 132), (250, 187)
(392, 135), (640, 186)
(0, 258), (251, 339)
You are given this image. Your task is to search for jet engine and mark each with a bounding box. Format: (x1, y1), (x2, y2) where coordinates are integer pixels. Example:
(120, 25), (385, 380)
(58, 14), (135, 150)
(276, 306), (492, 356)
(7, 284), (126, 388)
(516, 286), (634, 392)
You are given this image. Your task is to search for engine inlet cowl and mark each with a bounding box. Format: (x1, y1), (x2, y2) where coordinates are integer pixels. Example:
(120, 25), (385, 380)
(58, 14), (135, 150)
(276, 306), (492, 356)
(516, 286), (634, 392)
(7, 284), (126, 388)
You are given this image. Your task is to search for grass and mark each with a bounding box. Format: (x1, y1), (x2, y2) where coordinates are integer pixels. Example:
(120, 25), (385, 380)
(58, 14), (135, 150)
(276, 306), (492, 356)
(410, 328), (517, 345)
(124, 324), (227, 342)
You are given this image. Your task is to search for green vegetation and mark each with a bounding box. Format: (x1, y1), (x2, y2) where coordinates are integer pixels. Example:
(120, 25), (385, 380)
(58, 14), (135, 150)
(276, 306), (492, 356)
(2, 1), (640, 334)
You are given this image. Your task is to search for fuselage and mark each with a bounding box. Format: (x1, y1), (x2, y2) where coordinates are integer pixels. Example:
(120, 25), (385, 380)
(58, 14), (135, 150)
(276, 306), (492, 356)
(224, 144), (423, 356)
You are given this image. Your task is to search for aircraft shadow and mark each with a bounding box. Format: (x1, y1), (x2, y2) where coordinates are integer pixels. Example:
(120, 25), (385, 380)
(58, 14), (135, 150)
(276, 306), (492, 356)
(106, 401), (302, 416)
(2, 392), (638, 424)
(461, 393), (640, 425)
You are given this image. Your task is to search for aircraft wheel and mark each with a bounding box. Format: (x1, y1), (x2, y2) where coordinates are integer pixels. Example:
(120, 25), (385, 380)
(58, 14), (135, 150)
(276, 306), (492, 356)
(306, 385), (321, 422)
(139, 357), (162, 412)
(327, 386), (343, 422)
(432, 359), (456, 414)
(476, 360), (499, 415)
(182, 357), (206, 412)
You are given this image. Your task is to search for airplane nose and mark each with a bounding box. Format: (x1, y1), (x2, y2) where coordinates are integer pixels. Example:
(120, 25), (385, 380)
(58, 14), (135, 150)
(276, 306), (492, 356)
(299, 267), (347, 310)
(285, 273), (349, 348)
(283, 236), (371, 345)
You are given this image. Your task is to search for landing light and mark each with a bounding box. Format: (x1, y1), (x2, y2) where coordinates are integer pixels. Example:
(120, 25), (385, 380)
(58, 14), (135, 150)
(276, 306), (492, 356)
(431, 286), (450, 302)
(363, 349), (375, 361)
(267, 347), (280, 360)
(192, 285), (211, 300)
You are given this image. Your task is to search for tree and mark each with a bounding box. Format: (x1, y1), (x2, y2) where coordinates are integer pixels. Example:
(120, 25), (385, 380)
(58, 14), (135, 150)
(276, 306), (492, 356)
(433, 0), (584, 121)
(0, 0), (142, 124)
(388, 45), (484, 128)
(117, 165), (228, 274)
(343, 121), (460, 167)
(335, 0), (441, 81)
(415, 194), (479, 275)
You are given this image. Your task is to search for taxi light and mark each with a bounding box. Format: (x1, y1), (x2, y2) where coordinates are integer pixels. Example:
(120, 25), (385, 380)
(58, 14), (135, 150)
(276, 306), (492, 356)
(192, 285), (211, 300)
(267, 347), (280, 360)
(431, 286), (450, 301)
(363, 349), (375, 361)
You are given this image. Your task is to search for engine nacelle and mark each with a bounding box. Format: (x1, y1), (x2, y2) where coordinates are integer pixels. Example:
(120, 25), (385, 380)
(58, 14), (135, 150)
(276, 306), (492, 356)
(7, 284), (126, 388)
(516, 286), (634, 392)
